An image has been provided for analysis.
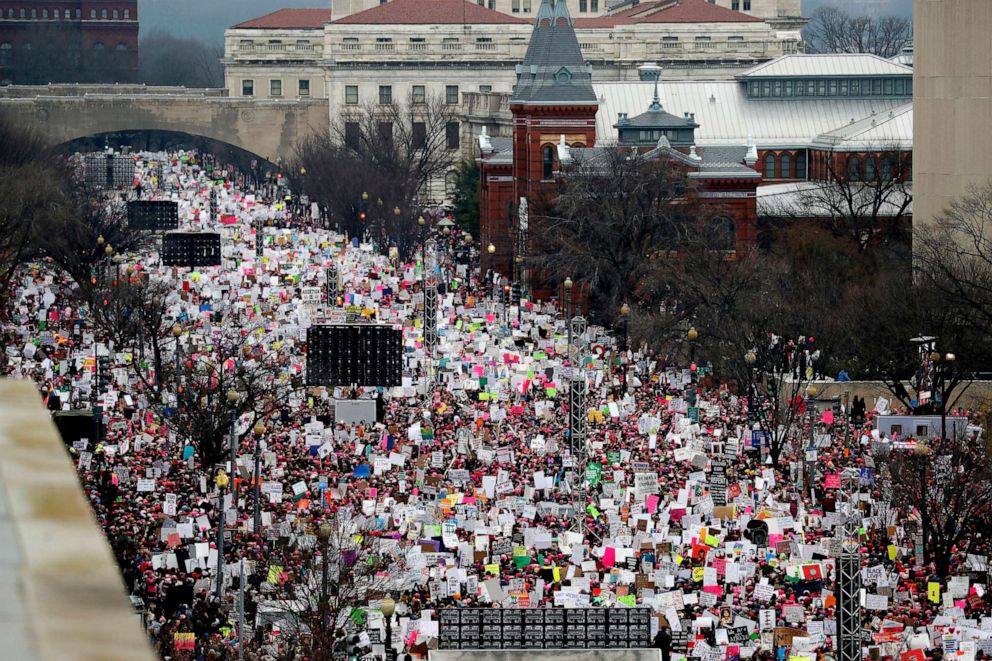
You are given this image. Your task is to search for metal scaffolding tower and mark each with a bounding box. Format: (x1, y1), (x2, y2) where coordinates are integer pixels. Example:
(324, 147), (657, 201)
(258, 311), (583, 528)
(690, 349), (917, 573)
(837, 470), (864, 661)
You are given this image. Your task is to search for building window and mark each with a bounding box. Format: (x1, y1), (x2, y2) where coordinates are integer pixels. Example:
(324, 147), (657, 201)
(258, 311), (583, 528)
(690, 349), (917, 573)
(512, 0), (520, 11)
(828, 80), (838, 96)
(124, 9), (130, 18)
(744, 0), (751, 9)
(695, 36), (711, 42)
(270, 79), (282, 97)
(580, 0), (587, 11)
(0, 44), (11, 67)
(114, 42), (128, 65)
(90, 9), (95, 18)
(378, 122), (393, 145)
(864, 157), (877, 181)
(445, 170), (458, 196)
(345, 122), (360, 151)
(488, 0), (495, 8)
(847, 156), (861, 181)
(7, 9), (12, 18)
(413, 122), (426, 149)
(850, 79), (860, 96)
(242, 80), (254, 96)
(781, 153), (792, 179)
(379, 85), (392, 104)
(796, 152), (807, 179)
(446, 122), (460, 149)
(543, 145), (554, 179)
(732, 0), (739, 8)
(523, 0), (532, 10)
(100, 8), (107, 18)
(445, 85), (459, 105)
(54, 8), (60, 18)
(76, 9), (81, 18)
(764, 154), (776, 179)
(761, 81), (770, 97)
(412, 85), (426, 104)
(30, 8), (36, 18)
(42, 9), (49, 18)
(882, 157), (896, 181)
(839, 79), (848, 96)
(711, 217), (735, 251)
(806, 80), (815, 96)
(591, 0), (598, 10)
(298, 79), (310, 96)
(112, 9), (118, 18)
(479, 84), (492, 92)
(345, 85), (358, 104)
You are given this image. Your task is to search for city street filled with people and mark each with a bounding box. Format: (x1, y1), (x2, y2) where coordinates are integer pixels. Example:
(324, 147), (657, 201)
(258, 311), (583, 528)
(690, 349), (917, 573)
(3, 150), (990, 661)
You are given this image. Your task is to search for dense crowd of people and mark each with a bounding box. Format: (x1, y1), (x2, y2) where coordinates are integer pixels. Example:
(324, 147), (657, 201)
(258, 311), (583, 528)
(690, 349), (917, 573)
(3, 150), (990, 661)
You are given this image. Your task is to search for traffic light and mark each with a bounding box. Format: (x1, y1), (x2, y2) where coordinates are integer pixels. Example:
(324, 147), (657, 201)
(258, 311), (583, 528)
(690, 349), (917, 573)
(511, 282), (522, 306)
(359, 200), (368, 221)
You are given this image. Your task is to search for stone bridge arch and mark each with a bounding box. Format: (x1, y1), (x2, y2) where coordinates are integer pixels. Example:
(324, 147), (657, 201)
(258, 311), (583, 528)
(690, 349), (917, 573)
(0, 88), (328, 163)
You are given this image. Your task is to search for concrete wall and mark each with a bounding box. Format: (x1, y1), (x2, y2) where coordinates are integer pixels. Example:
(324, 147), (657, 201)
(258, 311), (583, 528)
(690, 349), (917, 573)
(0, 379), (155, 661)
(0, 92), (329, 162)
(913, 0), (992, 227)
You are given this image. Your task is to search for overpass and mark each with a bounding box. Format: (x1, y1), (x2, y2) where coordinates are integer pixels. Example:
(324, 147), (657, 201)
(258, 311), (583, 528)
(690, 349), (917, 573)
(0, 84), (330, 163)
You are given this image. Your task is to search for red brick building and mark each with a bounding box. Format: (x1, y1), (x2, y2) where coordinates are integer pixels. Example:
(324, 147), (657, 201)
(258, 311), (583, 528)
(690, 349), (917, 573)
(0, 0), (138, 84)
(478, 0), (761, 298)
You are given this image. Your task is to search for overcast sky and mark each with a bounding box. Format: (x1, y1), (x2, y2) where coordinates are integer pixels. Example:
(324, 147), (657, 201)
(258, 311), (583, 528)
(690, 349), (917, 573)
(138, 0), (913, 46)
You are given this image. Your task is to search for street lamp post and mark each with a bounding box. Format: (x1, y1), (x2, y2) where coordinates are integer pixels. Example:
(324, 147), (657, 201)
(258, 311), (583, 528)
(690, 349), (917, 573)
(486, 243), (496, 289)
(931, 351), (957, 441)
(214, 469), (230, 602)
(805, 385), (818, 504)
(317, 522), (332, 650)
(227, 390), (239, 501)
(380, 595), (397, 661)
(252, 422), (265, 535)
(172, 323), (183, 407)
(619, 303), (630, 393)
(502, 284), (510, 327)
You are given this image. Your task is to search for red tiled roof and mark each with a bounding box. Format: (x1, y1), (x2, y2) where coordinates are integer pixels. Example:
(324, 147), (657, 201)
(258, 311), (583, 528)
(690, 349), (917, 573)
(233, 8), (332, 29)
(578, 0), (763, 26)
(333, 0), (531, 24)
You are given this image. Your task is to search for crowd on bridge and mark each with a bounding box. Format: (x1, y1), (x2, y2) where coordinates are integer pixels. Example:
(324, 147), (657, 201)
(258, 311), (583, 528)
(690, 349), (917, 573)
(2, 150), (990, 661)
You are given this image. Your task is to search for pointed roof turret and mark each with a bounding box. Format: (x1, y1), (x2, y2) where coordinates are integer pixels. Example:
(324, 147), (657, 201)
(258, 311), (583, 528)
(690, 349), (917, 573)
(512, 0), (597, 106)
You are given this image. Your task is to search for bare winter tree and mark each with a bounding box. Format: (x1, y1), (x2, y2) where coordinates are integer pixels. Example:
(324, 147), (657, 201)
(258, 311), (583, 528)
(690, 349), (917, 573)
(886, 434), (992, 577)
(761, 147), (912, 255)
(804, 6), (913, 58)
(243, 510), (412, 661)
(0, 114), (71, 320)
(916, 182), (992, 332)
(530, 148), (709, 324)
(292, 93), (460, 258)
(157, 322), (300, 467)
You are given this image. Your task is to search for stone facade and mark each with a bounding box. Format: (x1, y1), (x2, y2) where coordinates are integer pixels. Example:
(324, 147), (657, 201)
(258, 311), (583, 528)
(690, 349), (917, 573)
(913, 0), (992, 228)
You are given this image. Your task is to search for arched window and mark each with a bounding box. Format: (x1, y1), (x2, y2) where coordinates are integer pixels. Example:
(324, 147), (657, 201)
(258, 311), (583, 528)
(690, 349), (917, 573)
(54, 8), (60, 18)
(0, 43), (11, 67)
(796, 151), (807, 180)
(847, 156), (860, 181)
(114, 42), (128, 65)
(781, 153), (792, 179)
(542, 145), (555, 179)
(864, 156), (876, 181)
(6, 9), (12, 18)
(881, 157), (896, 181)
(90, 9), (96, 18)
(124, 9), (130, 18)
(30, 8), (36, 18)
(112, 9), (119, 19)
(93, 42), (105, 50)
(19, 8), (25, 18)
(445, 170), (458, 196)
(42, 9), (49, 18)
(764, 153), (776, 179)
(101, 9), (108, 19)
(711, 216), (736, 251)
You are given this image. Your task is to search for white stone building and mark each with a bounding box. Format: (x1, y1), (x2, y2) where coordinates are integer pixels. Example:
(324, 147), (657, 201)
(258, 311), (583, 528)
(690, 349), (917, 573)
(223, 0), (805, 114)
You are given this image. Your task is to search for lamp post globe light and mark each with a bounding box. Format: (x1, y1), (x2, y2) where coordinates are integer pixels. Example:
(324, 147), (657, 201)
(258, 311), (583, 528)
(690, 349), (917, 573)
(381, 595), (397, 659)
